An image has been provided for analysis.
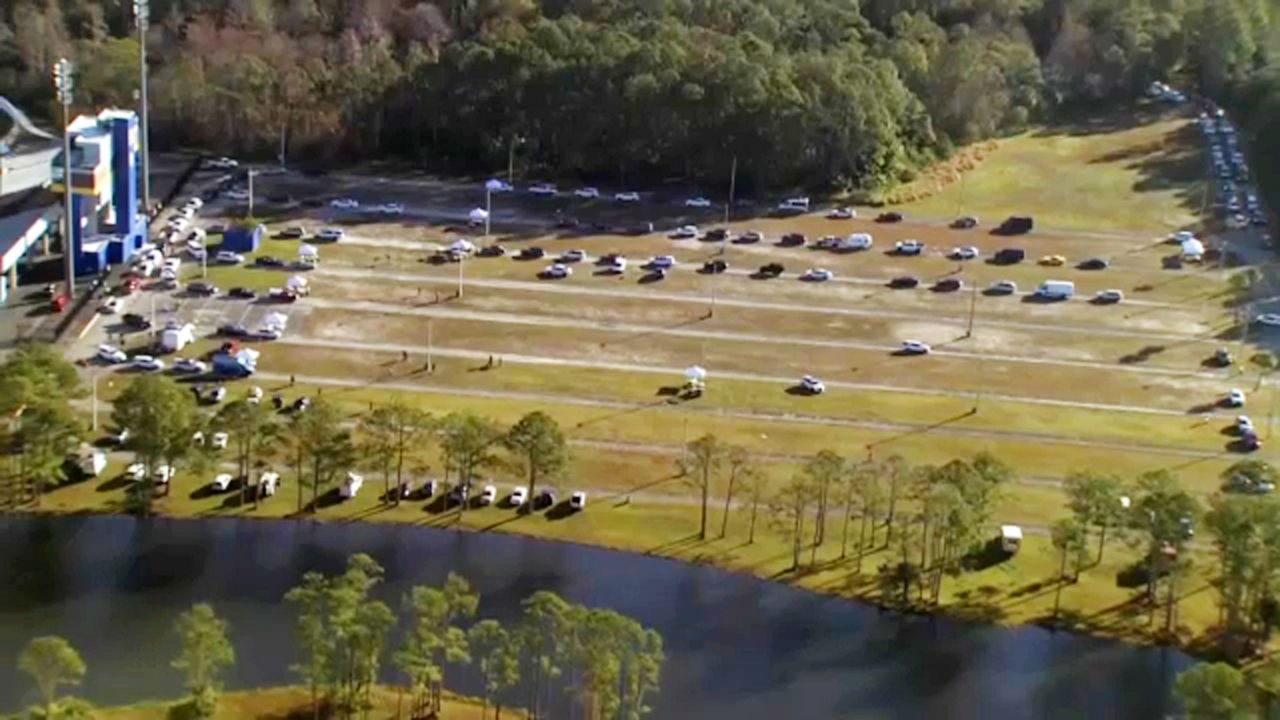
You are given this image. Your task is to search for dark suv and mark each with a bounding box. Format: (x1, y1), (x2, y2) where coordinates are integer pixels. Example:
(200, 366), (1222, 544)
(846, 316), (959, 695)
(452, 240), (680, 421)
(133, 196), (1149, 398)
(993, 248), (1025, 265)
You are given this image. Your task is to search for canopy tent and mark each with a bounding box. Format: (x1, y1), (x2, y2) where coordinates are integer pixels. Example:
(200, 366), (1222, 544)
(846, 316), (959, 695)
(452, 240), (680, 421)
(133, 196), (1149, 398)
(298, 243), (318, 259)
(684, 366), (707, 381)
(1180, 237), (1205, 259)
(484, 179), (506, 193)
(446, 238), (476, 254)
(286, 275), (309, 293)
(469, 208), (490, 223)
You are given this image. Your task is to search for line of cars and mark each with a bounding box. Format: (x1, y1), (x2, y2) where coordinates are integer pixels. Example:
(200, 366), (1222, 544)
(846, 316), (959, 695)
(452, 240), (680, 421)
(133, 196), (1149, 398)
(1200, 109), (1267, 229)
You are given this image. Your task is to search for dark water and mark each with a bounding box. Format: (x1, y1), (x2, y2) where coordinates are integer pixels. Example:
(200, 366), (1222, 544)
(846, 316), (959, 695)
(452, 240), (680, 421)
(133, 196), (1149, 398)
(0, 516), (1193, 718)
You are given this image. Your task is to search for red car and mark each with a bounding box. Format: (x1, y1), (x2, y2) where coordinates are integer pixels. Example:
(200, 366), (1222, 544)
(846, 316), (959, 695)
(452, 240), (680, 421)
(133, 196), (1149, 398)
(49, 294), (68, 312)
(120, 277), (141, 295)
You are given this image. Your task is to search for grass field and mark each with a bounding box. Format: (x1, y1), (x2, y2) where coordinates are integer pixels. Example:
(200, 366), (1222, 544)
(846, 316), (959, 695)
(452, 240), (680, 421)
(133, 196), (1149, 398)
(95, 685), (508, 720)
(60, 103), (1256, 657)
(889, 107), (1207, 233)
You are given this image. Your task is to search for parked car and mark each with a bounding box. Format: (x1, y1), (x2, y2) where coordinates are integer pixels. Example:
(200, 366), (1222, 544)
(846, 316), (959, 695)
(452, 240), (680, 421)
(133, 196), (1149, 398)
(478, 244), (507, 257)
(702, 259), (729, 274)
(574, 187), (600, 199)
(315, 228), (344, 241)
(540, 263), (573, 279)
(517, 247), (546, 260)
(998, 216), (1034, 234)
(1213, 348), (1234, 367)
(949, 246), (979, 260)
(173, 358), (208, 374)
(684, 197), (712, 208)
(951, 216), (978, 229)
(614, 191), (641, 202)
(799, 375), (826, 394)
(669, 225), (698, 239)
(528, 183), (558, 195)
(205, 156), (238, 170)
(278, 226), (305, 239)
(801, 267), (833, 281)
(123, 313), (151, 330)
(900, 340), (932, 355)
(1225, 389), (1247, 407)
(1078, 257), (1110, 270)
(889, 275), (919, 289)
(734, 230), (764, 244)
(559, 249), (586, 263)
(757, 262), (785, 277)
(779, 233), (806, 247)
(219, 322), (248, 337)
(646, 255), (677, 269)
(993, 248), (1025, 264)
(229, 287), (257, 299)
(225, 189), (250, 202)
(132, 355), (165, 371)
(480, 485), (498, 505)
(826, 207), (855, 219)
(933, 278), (963, 292)
(703, 228), (730, 242)
(188, 281), (218, 296)
(96, 344), (128, 364)
(330, 197), (359, 209)
(569, 491), (587, 510)
(1237, 415), (1255, 434)
(510, 486), (529, 506)
(1039, 254), (1067, 266)
(534, 488), (557, 510)
(876, 211), (904, 223)
(1255, 314), (1280, 327)
(894, 240), (924, 256)
(1093, 289), (1124, 304)
(99, 297), (121, 314)
(986, 280), (1018, 295)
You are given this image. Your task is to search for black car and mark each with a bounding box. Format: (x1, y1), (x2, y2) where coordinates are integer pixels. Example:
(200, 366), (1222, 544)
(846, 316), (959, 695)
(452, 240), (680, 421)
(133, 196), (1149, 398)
(702, 260), (729, 274)
(998, 216), (1034, 234)
(1213, 348), (1234, 367)
(477, 244), (507, 257)
(278, 227), (305, 239)
(993, 248), (1025, 264)
(292, 397), (311, 412)
(951, 216), (978, 229)
(122, 313), (151, 330)
(876, 211), (904, 223)
(889, 275), (920, 289)
(757, 262), (785, 277)
(229, 287), (257, 299)
(705, 228), (729, 241)
(779, 233), (806, 247)
(933, 278), (962, 292)
(599, 253), (622, 265)
(219, 322), (248, 337)
(255, 256), (284, 267)
(187, 281), (218, 296)
(1078, 257), (1109, 270)
(533, 488), (557, 510)
(517, 247), (546, 260)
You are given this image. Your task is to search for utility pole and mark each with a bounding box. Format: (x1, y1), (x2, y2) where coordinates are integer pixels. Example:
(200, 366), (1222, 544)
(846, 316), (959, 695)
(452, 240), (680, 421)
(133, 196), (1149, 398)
(485, 187), (491, 238)
(457, 256), (464, 299)
(1240, 303), (1252, 375)
(134, 0), (151, 219)
(725, 154), (737, 224)
(54, 59), (76, 299)
(972, 350), (986, 414)
(964, 279), (978, 339)
(425, 318), (434, 373)
(247, 169), (255, 218)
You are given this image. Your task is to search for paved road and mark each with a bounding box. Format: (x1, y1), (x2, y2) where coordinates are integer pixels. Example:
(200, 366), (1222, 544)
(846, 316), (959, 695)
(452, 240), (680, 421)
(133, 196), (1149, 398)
(252, 368), (1228, 461)
(302, 295), (1239, 383)
(313, 266), (1220, 345)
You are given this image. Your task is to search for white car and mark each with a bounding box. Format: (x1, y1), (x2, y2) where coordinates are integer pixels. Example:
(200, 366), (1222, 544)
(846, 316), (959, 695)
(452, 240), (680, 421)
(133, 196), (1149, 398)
(1237, 415), (1255, 434)
(684, 197), (712, 208)
(186, 244), (206, 260)
(486, 179), (514, 193)
(211, 431), (229, 449)
(779, 197), (810, 212)
(97, 344), (128, 364)
(900, 340), (932, 355)
(950, 246), (979, 260)
(669, 225), (698, 239)
(248, 386), (264, 403)
(1093, 289), (1124, 304)
(570, 491), (587, 510)
(99, 297), (122, 314)
(330, 197), (359, 209)
(826, 207), (855, 219)
(559, 249), (586, 263)
(1226, 389), (1247, 407)
(132, 355), (164, 371)
(801, 268), (833, 282)
(379, 202), (405, 215)
(214, 251), (245, 264)
(1171, 231), (1196, 243)
(480, 485), (498, 505)
(211, 473), (233, 492)
(1255, 314), (1280, 327)
(843, 233), (873, 250)
(738, 230), (764, 243)
(225, 189), (250, 202)
(173, 358), (208, 374)
(987, 280), (1018, 295)
(528, 183), (558, 196)
(127, 463), (146, 481)
(153, 465), (175, 485)
(574, 187), (600, 199)
(205, 157), (238, 170)
(895, 240), (924, 255)
(647, 255), (677, 269)
(614, 191), (641, 202)
(316, 228), (344, 241)
(799, 375), (826, 394)
(183, 197), (204, 210)
(540, 263), (572, 279)
(510, 486), (529, 506)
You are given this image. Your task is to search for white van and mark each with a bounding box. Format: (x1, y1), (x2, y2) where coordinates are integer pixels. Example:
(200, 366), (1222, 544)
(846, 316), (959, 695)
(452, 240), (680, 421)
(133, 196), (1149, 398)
(1034, 280), (1075, 300)
(839, 233), (873, 251)
(1001, 525), (1023, 553)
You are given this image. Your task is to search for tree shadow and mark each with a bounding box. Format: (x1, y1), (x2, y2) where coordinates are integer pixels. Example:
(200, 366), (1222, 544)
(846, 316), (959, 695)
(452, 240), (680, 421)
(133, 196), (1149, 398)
(544, 501), (578, 521)
(1118, 345), (1166, 364)
(960, 539), (1013, 571)
(95, 475), (133, 493)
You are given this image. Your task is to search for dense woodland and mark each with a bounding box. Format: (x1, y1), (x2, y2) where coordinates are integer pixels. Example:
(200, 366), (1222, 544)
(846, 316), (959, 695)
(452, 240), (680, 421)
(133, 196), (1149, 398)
(1, 0), (1277, 192)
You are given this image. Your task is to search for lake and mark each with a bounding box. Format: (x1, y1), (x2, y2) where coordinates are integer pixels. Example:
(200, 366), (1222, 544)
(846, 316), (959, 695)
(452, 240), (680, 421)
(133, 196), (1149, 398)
(0, 515), (1193, 718)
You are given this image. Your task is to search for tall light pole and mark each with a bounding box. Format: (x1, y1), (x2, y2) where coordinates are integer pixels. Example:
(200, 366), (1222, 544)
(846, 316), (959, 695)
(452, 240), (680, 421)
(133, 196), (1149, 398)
(134, 0), (151, 219)
(54, 58), (76, 299)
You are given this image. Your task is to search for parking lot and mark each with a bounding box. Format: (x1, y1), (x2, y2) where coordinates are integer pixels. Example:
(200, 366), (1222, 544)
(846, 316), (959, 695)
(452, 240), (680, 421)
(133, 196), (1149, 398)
(68, 118), (1280, 513)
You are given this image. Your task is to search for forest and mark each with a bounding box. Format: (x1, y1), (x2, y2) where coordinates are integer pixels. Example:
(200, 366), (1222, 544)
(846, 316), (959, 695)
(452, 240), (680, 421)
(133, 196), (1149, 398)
(0, 0), (1276, 192)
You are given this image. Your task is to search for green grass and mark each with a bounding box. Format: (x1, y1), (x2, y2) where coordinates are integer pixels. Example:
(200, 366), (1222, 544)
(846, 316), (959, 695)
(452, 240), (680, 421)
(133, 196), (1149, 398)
(894, 110), (1207, 233)
(94, 685), (506, 719)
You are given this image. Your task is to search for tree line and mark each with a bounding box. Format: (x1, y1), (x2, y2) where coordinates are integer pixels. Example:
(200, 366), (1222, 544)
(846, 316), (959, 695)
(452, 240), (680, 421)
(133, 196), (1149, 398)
(10, 554), (663, 719)
(0, 0), (1275, 192)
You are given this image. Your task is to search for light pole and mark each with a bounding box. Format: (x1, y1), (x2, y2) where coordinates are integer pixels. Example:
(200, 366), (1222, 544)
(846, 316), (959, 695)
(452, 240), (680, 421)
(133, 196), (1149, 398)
(457, 255), (464, 299)
(91, 373), (114, 433)
(247, 169), (256, 219)
(54, 58), (76, 299)
(725, 154), (737, 224)
(485, 188), (492, 237)
(134, 0), (151, 219)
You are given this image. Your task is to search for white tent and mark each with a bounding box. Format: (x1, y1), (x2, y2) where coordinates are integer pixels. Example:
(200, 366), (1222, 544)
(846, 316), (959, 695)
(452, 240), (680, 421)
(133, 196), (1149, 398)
(298, 243), (319, 259)
(484, 179), (506, 193)
(286, 275), (310, 294)
(446, 238), (476, 254)
(469, 208), (490, 223)
(684, 366), (707, 381)
(261, 312), (289, 331)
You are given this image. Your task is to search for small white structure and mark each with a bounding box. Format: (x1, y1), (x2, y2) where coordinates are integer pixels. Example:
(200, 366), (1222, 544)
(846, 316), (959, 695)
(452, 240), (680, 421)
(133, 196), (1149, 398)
(286, 275), (310, 296)
(160, 322), (196, 353)
(468, 208), (490, 226)
(684, 365), (707, 392)
(1180, 237), (1205, 262)
(446, 238), (476, 256)
(76, 446), (106, 476)
(259, 471), (280, 497)
(298, 243), (320, 267)
(1001, 524), (1023, 553)
(212, 473), (233, 492)
(211, 432), (229, 450)
(154, 465), (175, 485)
(192, 431), (205, 446)
(340, 472), (364, 499)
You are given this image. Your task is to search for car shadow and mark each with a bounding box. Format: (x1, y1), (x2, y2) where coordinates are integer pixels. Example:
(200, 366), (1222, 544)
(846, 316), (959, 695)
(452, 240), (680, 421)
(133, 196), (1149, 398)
(1020, 294), (1063, 304)
(638, 273), (666, 284)
(545, 501), (578, 521)
(784, 385), (820, 396)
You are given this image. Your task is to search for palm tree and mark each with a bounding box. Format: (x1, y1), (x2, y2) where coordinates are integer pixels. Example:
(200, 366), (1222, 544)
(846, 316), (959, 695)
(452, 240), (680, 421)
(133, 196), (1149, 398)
(359, 401), (433, 505)
(504, 411), (567, 513)
(678, 434), (722, 540)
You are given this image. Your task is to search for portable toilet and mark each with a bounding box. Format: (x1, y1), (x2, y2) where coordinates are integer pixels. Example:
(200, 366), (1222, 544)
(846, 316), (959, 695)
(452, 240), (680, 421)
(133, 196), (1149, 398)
(1180, 237), (1205, 262)
(221, 223), (264, 253)
(159, 322), (195, 352)
(76, 445), (107, 476)
(259, 471), (279, 497)
(298, 243), (319, 267)
(340, 472), (364, 499)
(1001, 525), (1023, 554)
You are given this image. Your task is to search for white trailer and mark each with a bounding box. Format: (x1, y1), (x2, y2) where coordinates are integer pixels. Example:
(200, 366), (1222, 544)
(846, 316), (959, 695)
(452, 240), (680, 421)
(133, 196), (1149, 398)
(1034, 280), (1075, 300)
